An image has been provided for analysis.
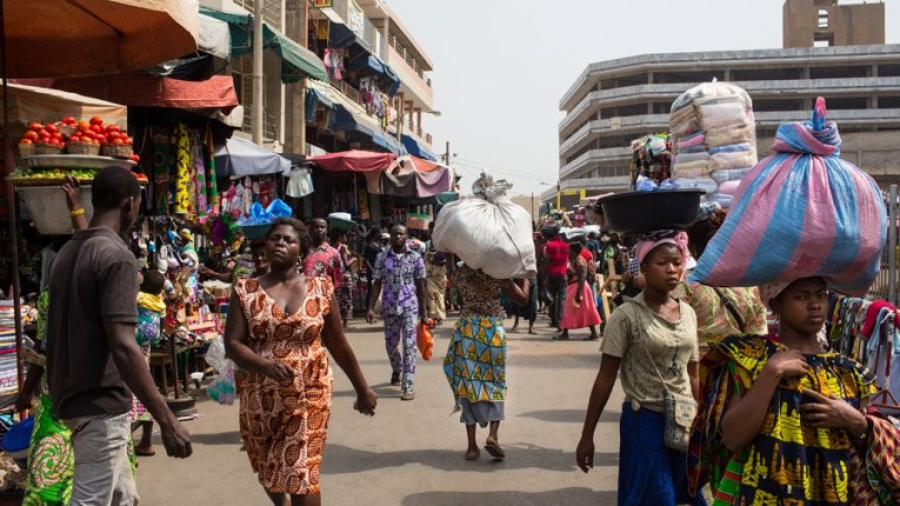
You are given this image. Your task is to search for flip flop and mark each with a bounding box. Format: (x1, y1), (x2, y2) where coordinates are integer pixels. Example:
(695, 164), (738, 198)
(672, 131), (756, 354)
(484, 440), (506, 459)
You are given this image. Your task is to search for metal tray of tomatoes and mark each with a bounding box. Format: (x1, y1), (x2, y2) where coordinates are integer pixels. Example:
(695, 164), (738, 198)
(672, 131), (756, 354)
(21, 155), (136, 170)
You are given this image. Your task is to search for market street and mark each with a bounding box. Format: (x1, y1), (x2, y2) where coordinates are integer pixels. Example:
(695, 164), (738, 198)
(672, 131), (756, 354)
(137, 318), (624, 505)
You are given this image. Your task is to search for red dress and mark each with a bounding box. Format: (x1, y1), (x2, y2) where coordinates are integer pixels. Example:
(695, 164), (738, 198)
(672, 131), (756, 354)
(235, 277), (334, 495)
(560, 258), (602, 330)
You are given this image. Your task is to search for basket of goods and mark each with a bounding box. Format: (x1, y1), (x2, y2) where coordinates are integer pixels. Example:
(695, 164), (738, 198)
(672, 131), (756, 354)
(1, 417), (33, 468)
(56, 116), (78, 136)
(598, 189), (703, 235)
(631, 133), (672, 187)
(691, 98), (886, 296)
(669, 80), (757, 207)
(327, 212), (355, 232)
(433, 172), (537, 279)
(237, 199), (292, 240)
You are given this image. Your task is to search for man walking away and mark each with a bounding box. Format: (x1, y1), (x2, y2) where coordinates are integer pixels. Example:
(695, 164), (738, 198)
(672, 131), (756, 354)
(366, 225), (427, 401)
(46, 166), (192, 506)
(544, 227), (570, 331)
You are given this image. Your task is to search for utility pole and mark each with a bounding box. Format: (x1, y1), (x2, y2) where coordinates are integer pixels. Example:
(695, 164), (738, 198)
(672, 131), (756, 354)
(252, 0), (264, 144)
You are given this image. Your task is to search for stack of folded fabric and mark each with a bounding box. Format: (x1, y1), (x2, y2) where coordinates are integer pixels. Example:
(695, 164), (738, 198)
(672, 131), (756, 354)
(669, 81), (758, 207)
(0, 303), (22, 395)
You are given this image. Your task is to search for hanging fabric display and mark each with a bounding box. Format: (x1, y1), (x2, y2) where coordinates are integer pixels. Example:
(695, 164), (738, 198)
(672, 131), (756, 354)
(193, 130), (208, 223)
(152, 129), (170, 213)
(357, 183), (369, 220)
(204, 124), (220, 216)
(172, 122), (193, 215)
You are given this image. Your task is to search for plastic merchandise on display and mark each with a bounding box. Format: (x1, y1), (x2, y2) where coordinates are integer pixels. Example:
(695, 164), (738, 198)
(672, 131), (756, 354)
(432, 172), (537, 279)
(635, 175), (677, 192)
(716, 180), (741, 196)
(669, 80), (757, 199)
(691, 98), (887, 296)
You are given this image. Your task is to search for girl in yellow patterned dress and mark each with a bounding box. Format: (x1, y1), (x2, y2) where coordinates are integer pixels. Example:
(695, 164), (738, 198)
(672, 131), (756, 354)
(689, 277), (876, 505)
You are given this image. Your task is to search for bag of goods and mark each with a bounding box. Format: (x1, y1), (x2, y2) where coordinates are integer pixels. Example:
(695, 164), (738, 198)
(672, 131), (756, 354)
(433, 173), (536, 279)
(670, 81), (757, 199)
(691, 98), (887, 296)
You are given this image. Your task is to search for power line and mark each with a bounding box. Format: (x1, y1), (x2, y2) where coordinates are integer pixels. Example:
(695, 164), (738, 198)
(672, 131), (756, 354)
(452, 159), (553, 182)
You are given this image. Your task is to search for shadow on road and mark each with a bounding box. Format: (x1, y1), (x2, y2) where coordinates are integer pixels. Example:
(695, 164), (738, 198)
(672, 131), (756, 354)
(518, 409), (620, 425)
(400, 487), (616, 506)
(322, 442), (617, 475)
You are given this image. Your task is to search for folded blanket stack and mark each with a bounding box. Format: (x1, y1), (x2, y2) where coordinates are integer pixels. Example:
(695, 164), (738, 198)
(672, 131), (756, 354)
(669, 81), (758, 207)
(0, 304), (23, 395)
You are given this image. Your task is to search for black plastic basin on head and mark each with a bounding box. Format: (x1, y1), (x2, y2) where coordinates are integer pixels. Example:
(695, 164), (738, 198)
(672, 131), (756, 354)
(597, 189), (703, 235)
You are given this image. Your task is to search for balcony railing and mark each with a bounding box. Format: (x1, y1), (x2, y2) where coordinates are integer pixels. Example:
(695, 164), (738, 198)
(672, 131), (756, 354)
(388, 34), (430, 86)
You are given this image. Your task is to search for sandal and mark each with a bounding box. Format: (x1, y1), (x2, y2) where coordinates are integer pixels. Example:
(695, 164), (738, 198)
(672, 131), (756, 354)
(464, 448), (480, 461)
(484, 439), (506, 459)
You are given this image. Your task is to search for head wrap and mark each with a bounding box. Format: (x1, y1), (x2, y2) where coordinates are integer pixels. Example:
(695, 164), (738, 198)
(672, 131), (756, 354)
(635, 230), (690, 265)
(758, 281), (792, 310)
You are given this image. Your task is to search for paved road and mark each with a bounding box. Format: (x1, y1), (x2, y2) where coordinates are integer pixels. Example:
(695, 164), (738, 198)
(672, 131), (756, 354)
(137, 317), (625, 505)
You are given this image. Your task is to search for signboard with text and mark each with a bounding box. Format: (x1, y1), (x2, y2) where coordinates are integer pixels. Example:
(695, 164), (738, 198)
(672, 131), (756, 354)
(312, 0), (333, 8)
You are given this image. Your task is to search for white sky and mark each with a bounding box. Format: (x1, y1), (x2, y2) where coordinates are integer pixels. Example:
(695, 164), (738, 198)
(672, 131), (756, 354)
(388, 0), (899, 196)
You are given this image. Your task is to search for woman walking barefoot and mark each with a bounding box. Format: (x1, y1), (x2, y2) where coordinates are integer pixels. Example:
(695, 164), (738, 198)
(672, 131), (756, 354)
(225, 218), (377, 506)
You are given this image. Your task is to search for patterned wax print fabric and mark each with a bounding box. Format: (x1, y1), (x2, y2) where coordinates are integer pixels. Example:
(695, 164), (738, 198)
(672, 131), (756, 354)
(688, 334), (876, 506)
(444, 316), (508, 404)
(678, 283), (768, 351)
(24, 394), (74, 506)
(234, 277), (335, 495)
(303, 243), (342, 289)
(373, 249), (426, 315)
(452, 265), (505, 318)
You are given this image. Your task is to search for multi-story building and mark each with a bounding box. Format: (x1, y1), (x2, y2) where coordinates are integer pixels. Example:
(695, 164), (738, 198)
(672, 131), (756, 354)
(552, 0), (896, 209)
(201, 0), (437, 159)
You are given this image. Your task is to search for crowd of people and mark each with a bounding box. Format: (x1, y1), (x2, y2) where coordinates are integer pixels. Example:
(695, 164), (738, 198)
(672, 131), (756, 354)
(20, 165), (900, 506)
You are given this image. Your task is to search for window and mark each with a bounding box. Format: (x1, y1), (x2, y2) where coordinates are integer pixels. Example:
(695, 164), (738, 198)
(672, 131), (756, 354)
(818, 9), (829, 29)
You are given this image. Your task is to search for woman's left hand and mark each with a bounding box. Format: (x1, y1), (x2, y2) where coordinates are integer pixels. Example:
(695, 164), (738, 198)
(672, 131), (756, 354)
(353, 388), (377, 416)
(799, 389), (868, 436)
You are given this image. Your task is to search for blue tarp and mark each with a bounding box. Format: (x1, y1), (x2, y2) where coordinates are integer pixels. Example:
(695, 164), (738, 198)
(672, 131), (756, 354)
(331, 104), (406, 155)
(305, 87), (334, 121)
(401, 134), (438, 162)
(329, 21), (400, 96)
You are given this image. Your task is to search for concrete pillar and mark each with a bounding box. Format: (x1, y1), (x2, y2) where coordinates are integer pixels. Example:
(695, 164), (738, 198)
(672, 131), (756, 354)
(647, 72), (654, 84)
(416, 108), (422, 135)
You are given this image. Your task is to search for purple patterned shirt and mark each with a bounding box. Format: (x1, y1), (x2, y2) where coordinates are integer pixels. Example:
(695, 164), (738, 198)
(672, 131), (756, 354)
(373, 248), (426, 314)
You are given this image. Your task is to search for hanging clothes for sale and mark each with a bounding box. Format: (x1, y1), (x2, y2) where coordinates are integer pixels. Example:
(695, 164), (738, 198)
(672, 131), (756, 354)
(152, 128), (170, 213)
(323, 48), (345, 80)
(172, 122), (194, 215)
(286, 167), (314, 198)
(205, 124), (220, 215)
(193, 130), (208, 222)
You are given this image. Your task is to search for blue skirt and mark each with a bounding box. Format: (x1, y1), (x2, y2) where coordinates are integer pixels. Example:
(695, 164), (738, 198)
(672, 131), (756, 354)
(618, 402), (707, 506)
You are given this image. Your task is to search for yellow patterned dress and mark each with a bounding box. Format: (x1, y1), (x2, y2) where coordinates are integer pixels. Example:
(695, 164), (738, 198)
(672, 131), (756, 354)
(690, 334), (875, 505)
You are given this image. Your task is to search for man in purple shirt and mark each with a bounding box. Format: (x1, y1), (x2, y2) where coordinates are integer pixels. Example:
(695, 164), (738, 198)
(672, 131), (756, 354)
(366, 225), (427, 400)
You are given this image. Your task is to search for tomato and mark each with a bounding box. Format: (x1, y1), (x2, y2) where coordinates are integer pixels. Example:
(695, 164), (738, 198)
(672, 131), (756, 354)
(63, 116), (76, 125)
(37, 128), (49, 138)
(23, 131), (38, 141)
(90, 116), (103, 126)
(111, 138), (125, 146)
(124, 138), (133, 146)
(48, 138), (61, 146)
(96, 133), (107, 142)
(45, 123), (58, 134)
(28, 122), (42, 131)
(19, 139), (32, 145)
(38, 135), (50, 143)
(106, 124), (120, 133)
(77, 121), (90, 132)
(98, 138), (108, 146)
(51, 132), (63, 141)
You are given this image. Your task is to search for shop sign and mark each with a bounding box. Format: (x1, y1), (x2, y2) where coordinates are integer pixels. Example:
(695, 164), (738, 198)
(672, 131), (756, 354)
(312, 0), (334, 8)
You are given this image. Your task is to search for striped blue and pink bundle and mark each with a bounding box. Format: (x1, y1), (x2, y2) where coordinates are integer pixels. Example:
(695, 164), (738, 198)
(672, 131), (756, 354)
(690, 97), (887, 296)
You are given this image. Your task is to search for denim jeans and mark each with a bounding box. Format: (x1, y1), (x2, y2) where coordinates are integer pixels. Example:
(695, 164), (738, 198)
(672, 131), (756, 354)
(546, 275), (567, 327)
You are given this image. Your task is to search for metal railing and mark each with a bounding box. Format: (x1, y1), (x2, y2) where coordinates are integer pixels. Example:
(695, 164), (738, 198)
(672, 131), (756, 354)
(868, 184), (899, 303)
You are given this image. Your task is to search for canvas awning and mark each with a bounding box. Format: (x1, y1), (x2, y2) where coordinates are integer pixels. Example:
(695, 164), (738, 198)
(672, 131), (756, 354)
(214, 136), (291, 177)
(201, 7), (327, 82)
(307, 150), (396, 173)
(17, 74), (239, 111)
(0, 81), (127, 140)
(401, 134), (438, 162)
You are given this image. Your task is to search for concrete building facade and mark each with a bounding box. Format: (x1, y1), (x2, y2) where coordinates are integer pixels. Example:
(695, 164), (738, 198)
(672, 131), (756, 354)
(784, 0), (885, 48)
(552, 1), (898, 208)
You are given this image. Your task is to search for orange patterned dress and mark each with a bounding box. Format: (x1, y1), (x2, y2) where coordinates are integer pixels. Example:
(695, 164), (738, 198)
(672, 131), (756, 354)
(234, 276), (335, 495)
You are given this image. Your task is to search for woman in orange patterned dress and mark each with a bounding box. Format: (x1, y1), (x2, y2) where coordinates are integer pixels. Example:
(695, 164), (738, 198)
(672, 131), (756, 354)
(224, 218), (377, 506)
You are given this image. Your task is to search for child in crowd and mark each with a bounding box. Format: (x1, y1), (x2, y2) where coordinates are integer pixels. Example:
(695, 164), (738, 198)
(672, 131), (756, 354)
(134, 270), (167, 456)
